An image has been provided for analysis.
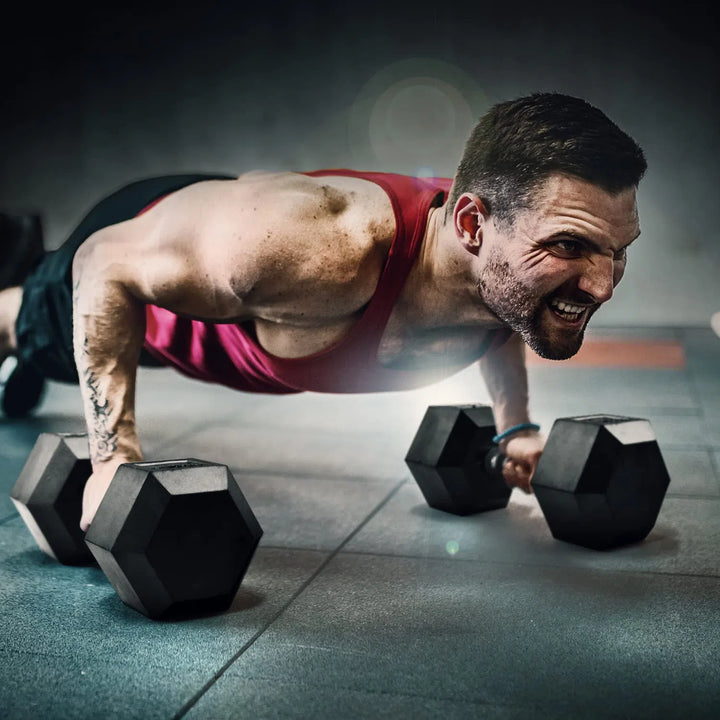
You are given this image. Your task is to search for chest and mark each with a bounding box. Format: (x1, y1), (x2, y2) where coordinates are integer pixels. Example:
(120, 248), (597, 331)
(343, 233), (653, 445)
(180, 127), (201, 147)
(253, 312), (492, 370)
(376, 315), (493, 369)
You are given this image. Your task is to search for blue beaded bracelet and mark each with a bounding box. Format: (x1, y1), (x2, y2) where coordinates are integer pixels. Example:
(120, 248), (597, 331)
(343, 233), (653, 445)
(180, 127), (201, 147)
(492, 422), (541, 444)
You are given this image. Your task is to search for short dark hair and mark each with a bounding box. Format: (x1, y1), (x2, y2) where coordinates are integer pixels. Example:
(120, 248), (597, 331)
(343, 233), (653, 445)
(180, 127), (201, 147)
(447, 92), (647, 225)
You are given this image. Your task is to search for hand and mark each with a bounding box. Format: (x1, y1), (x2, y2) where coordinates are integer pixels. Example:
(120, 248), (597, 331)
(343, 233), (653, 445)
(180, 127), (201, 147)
(80, 457), (134, 532)
(500, 431), (545, 494)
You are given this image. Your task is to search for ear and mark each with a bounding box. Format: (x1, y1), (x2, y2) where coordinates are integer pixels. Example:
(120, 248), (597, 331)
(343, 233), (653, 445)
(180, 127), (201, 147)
(453, 194), (489, 256)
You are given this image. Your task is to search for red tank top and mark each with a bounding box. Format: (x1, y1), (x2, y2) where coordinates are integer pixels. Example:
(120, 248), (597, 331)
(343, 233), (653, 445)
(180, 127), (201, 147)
(142, 170), (511, 394)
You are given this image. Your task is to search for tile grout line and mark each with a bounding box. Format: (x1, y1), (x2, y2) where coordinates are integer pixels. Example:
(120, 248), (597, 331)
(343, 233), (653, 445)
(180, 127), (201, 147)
(678, 331), (720, 492)
(665, 492), (720, 500)
(142, 418), (239, 460)
(0, 512), (18, 526)
(230, 467), (410, 484)
(707, 452), (720, 493)
(171, 477), (408, 720)
(303, 546), (720, 582)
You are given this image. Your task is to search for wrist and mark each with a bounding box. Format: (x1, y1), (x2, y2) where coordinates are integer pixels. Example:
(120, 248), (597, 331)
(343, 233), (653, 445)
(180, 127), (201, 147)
(493, 422), (540, 444)
(493, 423), (541, 454)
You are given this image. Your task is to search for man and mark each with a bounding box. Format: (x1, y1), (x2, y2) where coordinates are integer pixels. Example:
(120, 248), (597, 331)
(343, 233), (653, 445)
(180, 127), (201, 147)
(0, 92), (646, 531)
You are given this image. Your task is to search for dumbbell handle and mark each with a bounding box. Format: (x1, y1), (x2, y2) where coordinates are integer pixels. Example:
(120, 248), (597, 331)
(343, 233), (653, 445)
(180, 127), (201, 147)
(484, 445), (507, 479)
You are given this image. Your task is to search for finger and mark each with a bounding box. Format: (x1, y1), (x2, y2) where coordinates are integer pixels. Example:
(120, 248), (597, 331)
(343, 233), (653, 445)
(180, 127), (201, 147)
(503, 462), (534, 494)
(502, 462), (525, 489)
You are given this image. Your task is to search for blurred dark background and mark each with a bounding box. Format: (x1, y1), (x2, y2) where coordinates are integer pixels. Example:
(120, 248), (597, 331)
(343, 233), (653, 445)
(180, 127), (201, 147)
(1, 0), (718, 325)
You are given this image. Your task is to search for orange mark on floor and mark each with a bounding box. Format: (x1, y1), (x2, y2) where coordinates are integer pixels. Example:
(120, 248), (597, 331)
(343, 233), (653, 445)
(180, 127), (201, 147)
(526, 338), (686, 368)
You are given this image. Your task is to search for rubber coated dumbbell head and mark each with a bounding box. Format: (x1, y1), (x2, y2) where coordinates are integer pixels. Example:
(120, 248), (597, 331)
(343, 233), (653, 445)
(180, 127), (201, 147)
(405, 405), (510, 515)
(84, 459), (263, 619)
(532, 415), (670, 550)
(10, 433), (94, 565)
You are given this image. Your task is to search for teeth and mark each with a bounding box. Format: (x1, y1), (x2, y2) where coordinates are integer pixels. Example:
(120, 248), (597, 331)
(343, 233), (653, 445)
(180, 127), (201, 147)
(550, 298), (585, 315)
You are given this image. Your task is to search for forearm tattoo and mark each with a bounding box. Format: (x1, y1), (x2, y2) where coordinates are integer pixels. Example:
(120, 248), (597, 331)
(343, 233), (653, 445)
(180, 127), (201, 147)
(81, 341), (118, 462)
(73, 277), (119, 463)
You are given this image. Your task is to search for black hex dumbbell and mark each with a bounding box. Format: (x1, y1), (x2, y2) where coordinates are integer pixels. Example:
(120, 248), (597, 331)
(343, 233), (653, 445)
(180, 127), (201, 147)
(11, 433), (263, 618)
(10, 433), (94, 565)
(406, 405), (671, 550)
(405, 405), (511, 515)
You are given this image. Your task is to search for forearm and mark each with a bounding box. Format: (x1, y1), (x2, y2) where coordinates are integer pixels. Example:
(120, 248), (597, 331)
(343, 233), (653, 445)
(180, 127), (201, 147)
(479, 332), (533, 433)
(72, 238), (146, 469)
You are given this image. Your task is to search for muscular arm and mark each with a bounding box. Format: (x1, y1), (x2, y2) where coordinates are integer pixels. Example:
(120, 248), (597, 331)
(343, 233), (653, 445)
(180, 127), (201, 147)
(71, 174), (377, 529)
(71, 187), (241, 470)
(479, 331), (532, 434)
(72, 251), (145, 468)
(479, 332), (543, 492)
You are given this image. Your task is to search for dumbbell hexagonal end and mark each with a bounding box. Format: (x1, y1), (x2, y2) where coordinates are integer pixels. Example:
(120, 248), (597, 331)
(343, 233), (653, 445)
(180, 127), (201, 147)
(10, 433), (94, 565)
(85, 459), (263, 619)
(533, 415), (670, 550)
(406, 405), (511, 515)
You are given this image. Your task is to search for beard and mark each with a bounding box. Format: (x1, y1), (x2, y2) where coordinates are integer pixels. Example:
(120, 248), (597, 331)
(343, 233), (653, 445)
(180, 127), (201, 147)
(476, 253), (591, 360)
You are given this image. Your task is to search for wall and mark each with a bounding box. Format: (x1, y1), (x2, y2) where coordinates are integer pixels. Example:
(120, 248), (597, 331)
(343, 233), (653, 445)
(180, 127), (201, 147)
(1, 0), (718, 326)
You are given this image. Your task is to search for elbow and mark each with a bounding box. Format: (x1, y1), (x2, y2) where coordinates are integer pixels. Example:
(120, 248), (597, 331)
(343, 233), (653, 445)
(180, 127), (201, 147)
(72, 230), (102, 283)
(72, 228), (118, 287)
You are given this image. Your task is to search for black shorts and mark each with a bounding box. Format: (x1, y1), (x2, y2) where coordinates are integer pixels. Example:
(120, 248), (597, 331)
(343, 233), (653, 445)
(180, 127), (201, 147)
(15, 173), (235, 383)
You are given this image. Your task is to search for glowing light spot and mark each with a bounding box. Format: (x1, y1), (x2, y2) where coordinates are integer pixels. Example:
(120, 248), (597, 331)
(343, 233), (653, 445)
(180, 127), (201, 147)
(446, 540), (460, 556)
(711, 311), (720, 338)
(415, 166), (436, 179)
(348, 58), (489, 173)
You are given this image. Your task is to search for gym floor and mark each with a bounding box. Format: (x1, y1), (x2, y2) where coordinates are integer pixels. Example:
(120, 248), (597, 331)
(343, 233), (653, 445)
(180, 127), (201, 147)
(1, 327), (719, 720)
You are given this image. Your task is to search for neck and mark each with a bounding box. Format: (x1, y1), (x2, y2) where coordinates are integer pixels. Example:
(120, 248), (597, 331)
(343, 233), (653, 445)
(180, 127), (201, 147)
(399, 204), (499, 328)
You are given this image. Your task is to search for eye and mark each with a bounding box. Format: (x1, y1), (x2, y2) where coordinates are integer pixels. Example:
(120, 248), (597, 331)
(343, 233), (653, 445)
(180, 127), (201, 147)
(614, 247), (628, 262)
(547, 239), (584, 258)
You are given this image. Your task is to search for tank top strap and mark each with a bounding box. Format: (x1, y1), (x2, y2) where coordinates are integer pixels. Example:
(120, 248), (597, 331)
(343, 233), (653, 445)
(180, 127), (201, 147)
(303, 170), (449, 353)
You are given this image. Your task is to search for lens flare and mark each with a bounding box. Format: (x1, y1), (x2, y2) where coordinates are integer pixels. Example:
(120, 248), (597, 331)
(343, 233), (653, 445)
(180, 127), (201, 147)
(711, 311), (720, 338)
(445, 540), (460, 556)
(348, 58), (490, 174)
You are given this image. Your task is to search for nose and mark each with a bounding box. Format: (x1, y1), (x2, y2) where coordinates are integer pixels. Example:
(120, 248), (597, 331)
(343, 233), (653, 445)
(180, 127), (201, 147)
(577, 256), (615, 305)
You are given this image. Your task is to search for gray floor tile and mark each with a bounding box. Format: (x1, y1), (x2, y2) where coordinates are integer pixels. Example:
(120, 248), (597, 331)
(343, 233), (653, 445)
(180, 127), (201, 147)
(0, 454), (32, 517)
(690, 377), (720, 400)
(699, 414), (720, 444)
(193, 554), (720, 720)
(713, 451), (720, 483)
(239, 474), (399, 551)
(701, 402), (720, 419)
(23, 379), (84, 417)
(2, 329), (719, 720)
(156, 419), (410, 484)
(186, 676), (559, 720)
(663, 448), (719, 495)
(527, 367), (697, 412)
(345, 483), (720, 577)
(1, 654), (209, 720)
(682, 329), (720, 373)
(646, 413), (719, 450)
(0, 515), (328, 672)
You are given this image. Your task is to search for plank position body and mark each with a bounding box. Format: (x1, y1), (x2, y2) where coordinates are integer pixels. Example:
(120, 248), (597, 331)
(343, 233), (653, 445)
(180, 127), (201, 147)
(0, 93), (646, 532)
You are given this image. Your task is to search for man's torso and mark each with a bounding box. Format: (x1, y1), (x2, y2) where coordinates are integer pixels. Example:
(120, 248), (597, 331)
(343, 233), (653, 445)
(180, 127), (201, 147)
(228, 171), (500, 372)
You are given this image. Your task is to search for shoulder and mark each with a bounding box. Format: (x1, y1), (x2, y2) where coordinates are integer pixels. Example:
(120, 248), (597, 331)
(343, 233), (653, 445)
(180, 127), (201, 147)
(144, 170), (395, 238)
(105, 171), (397, 317)
(224, 171), (396, 297)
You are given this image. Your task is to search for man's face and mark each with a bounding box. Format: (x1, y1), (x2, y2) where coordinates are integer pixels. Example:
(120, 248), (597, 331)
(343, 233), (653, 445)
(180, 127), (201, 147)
(476, 174), (641, 359)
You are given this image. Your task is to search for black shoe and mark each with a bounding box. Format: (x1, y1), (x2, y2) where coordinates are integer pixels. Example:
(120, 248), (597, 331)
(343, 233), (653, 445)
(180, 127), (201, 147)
(0, 213), (44, 289)
(1, 357), (46, 418)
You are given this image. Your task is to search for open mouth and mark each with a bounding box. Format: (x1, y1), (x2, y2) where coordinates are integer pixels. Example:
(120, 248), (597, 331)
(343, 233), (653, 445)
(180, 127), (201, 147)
(547, 297), (591, 325)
